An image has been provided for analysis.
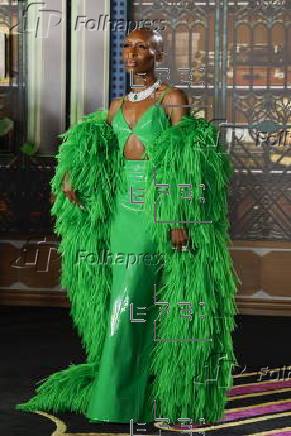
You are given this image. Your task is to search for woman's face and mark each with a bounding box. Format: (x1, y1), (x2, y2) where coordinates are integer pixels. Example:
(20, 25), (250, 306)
(122, 31), (158, 74)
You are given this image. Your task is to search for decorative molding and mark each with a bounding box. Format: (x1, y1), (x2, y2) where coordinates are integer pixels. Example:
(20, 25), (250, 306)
(236, 296), (291, 317)
(26, 0), (42, 151)
(70, 0), (85, 124)
(2, 291), (291, 317)
(70, 0), (111, 125)
(26, 0), (67, 154)
(1, 239), (290, 315)
(0, 290), (68, 307)
(245, 290), (291, 300)
(229, 241), (291, 249)
(104, 0), (111, 109)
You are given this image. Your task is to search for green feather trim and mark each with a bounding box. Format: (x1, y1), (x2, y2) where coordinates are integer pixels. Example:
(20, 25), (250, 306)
(143, 114), (239, 422)
(16, 112), (238, 424)
(16, 363), (96, 414)
(16, 109), (124, 414)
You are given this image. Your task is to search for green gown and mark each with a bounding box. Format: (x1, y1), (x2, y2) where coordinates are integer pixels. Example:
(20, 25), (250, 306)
(86, 87), (173, 423)
(15, 86), (238, 425)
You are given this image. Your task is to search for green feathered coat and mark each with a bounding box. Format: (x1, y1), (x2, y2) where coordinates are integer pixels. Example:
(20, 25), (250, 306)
(16, 109), (238, 424)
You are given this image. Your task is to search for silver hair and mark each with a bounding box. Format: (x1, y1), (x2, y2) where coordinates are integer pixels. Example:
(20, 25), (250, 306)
(148, 29), (164, 56)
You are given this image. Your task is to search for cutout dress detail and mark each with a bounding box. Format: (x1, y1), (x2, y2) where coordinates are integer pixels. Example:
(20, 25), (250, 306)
(85, 87), (173, 422)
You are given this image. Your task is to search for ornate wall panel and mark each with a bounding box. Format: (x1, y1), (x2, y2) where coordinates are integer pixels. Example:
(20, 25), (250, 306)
(0, 0), (26, 158)
(0, 0), (112, 236)
(0, 0), (66, 238)
(131, 0), (291, 241)
(0, 236), (65, 305)
(1, 0), (290, 313)
(129, 0), (291, 314)
(0, 0), (113, 303)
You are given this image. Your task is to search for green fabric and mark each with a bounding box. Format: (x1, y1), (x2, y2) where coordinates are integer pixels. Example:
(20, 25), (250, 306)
(112, 86), (172, 159)
(143, 115), (239, 421)
(15, 105), (238, 424)
(86, 159), (160, 423)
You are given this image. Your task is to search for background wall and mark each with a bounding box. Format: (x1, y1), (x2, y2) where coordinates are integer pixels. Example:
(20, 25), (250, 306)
(0, 0), (290, 316)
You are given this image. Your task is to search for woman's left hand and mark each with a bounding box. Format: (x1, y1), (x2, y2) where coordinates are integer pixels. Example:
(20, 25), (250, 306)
(171, 228), (189, 251)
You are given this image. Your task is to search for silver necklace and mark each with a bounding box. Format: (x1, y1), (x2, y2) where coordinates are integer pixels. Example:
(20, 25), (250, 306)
(127, 80), (161, 102)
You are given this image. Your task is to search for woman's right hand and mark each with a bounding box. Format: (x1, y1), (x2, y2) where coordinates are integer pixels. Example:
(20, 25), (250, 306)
(62, 173), (84, 207)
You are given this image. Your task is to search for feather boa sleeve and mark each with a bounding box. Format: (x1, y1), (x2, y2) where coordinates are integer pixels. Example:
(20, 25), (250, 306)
(49, 109), (126, 365)
(16, 109), (124, 414)
(144, 114), (234, 247)
(143, 114), (239, 423)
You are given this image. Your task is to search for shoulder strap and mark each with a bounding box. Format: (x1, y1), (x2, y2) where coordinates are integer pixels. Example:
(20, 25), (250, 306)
(156, 86), (173, 104)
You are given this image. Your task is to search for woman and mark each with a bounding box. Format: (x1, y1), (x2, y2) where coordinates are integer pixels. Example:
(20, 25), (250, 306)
(85, 29), (192, 424)
(16, 28), (238, 426)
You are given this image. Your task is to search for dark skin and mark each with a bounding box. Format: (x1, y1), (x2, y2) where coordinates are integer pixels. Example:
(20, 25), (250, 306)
(63, 29), (190, 249)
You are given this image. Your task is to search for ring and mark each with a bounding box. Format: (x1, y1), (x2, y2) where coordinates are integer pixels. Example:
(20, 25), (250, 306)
(172, 245), (188, 251)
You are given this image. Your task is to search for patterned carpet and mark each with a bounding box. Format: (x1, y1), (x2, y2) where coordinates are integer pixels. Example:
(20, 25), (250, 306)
(29, 368), (291, 436)
(6, 308), (291, 436)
